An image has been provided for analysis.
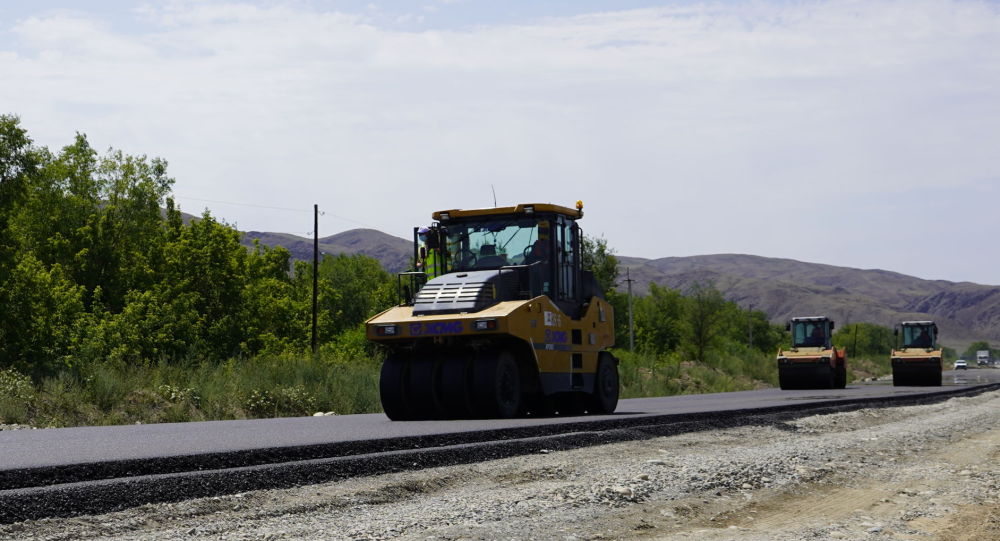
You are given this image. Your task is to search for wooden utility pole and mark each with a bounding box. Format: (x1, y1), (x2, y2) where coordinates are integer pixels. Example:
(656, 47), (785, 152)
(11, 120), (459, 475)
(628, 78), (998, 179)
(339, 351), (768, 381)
(625, 267), (634, 352)
(312, 204), (319, 355)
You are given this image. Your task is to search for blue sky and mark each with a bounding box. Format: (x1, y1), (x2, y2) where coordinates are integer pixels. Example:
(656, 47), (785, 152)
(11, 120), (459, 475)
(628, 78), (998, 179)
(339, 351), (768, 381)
(2, 0), (999, 284)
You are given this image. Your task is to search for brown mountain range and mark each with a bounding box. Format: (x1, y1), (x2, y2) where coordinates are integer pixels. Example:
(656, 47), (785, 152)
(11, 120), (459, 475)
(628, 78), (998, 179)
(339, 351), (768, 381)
(243, 229), (413, 274)
(241, 229), (1000, 348)
(617, 254), (1000, 348)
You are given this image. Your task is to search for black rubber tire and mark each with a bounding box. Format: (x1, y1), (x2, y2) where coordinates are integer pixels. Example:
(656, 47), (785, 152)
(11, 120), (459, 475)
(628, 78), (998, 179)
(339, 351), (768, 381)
(437, 355), (473, 419)
(586, 353), (619, 414)
(471, 350), (522, 418)
(406, 357), (439, 419)
(379, 354), (409, 420)
(835, 366), (847, 389)
(778, 370), (798, 390)
(823, 366), (837, 389)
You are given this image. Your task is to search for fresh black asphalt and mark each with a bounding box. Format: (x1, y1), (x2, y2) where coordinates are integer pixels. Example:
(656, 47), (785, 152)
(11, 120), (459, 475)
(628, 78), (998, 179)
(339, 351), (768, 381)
(2, 370), (998, 524)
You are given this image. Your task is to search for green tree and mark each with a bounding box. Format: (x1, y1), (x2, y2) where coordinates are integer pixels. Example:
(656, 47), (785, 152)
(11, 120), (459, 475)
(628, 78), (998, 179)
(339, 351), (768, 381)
(0, 115), (37, 271)
(0, 254), (85, 376)
(580, 235), (632, 347)
(297, 253), (395, 342)
(11, 135), (174, 312)
(633, 283), (684, 353)
(833, 322), (897, 359)
(745, 309), (786, 354)
(85, 210), (263, 364)
(682, 281), (728, 364)
(159, 211), (250, 359)
(240, 241), (302, 355)
(581, 235), (618, 295)
(12, 134), (99, 273)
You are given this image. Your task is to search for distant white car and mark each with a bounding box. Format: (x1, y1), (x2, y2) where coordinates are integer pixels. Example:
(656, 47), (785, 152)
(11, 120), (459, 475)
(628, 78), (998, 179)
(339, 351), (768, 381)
(953, 360), (968, 370)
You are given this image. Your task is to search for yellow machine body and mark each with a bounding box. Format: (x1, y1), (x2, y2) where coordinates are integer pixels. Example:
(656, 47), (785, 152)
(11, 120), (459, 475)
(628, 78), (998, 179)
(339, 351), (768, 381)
(776, 316), (847, 389)
(366, 202), (619, 420)
(890, 320), (942, 386)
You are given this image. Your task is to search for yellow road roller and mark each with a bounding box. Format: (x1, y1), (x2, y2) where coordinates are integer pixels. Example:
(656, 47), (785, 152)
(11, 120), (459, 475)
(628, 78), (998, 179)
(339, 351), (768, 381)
(891, 321), (942, 386)
(776, 316), (847, 389)
(365, 202), (618, 419)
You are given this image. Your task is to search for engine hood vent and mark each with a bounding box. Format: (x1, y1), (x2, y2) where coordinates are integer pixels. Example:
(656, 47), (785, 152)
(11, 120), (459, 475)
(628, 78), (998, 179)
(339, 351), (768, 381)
(412, 270), (512, 315)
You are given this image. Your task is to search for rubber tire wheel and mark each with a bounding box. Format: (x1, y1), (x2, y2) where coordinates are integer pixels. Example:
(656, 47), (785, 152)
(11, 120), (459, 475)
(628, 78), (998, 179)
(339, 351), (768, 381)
(471, 350), (522, 419)
(823, 366), (837, 389)
(586, 353), (619, 414)
(406, 357), (440, 420)
(835, 366), (847, 389)
(778, 370), (799, 390)
(437, 355), (473, 419)
(379, 354), (410, 420)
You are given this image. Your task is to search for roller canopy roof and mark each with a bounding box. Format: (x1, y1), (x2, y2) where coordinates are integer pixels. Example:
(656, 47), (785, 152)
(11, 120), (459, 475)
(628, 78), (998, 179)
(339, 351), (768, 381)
(432, 203), (583, 221)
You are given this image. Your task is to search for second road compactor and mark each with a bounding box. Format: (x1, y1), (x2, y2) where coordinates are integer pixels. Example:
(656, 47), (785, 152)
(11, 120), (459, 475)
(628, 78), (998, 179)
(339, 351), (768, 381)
(365, 202), (619, 420)
(891, 321), (943, 386)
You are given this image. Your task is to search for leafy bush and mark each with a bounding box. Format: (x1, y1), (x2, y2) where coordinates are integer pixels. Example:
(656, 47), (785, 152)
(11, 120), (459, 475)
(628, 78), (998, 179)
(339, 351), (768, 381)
(617, 347), (774, 399)
(244, 385), (317, 417)
(0, 368), (35, 423)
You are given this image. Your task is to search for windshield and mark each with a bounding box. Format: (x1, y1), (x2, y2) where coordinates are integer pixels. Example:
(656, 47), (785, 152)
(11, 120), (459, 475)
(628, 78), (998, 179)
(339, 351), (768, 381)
(792, 320), (830, 348)
(902, 324), (936, 348)
(444, 218), (544, 271)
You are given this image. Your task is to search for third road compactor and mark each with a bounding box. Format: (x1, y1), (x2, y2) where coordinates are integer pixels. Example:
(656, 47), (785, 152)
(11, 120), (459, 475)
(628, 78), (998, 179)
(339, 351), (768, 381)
(776, 316), (847, 390)
(365, 202), (618, 420)
(891, 321), (943, 386)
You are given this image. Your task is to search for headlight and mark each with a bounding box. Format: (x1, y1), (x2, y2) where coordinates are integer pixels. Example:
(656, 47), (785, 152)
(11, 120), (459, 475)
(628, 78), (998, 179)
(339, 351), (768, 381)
(474, 319), (497, 331)
(376, 324), (399, 336)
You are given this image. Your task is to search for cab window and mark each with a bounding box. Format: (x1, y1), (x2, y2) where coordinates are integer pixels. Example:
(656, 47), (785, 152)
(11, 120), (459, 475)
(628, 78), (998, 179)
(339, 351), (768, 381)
(902, 325), (935, 348)
(792, 320), (829, 348)
(444, 218), (540, 271)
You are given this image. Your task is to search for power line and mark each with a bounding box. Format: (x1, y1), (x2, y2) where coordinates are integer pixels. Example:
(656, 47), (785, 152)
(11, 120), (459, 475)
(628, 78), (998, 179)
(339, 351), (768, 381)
(173, 196), (309, 214)
(172, 195), (372, 227)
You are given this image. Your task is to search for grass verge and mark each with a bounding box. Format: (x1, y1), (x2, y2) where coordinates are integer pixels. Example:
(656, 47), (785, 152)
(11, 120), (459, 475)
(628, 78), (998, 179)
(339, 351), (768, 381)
(1, 347), (891, 428)
(0, 354), (381, 428)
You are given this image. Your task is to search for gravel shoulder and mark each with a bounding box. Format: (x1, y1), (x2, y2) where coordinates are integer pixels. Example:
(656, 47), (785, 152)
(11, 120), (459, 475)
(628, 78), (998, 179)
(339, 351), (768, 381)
(5, 390), (1000, 541)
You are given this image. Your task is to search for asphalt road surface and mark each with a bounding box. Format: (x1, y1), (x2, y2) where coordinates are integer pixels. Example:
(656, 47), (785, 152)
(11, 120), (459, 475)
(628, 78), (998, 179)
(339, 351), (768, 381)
(3, 369), (999, 524)
(3, 369), (997, 473)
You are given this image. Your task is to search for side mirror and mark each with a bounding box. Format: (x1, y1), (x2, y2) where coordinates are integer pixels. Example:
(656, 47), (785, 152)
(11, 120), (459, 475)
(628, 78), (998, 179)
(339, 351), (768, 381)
(785, 323), (791, 331)
(893, 328), (899, 336)
(830, 321), (835, 330)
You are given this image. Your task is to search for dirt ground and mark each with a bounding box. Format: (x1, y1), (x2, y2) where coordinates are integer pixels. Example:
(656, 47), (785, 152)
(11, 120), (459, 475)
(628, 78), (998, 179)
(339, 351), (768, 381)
(4, 390), (1000, 541)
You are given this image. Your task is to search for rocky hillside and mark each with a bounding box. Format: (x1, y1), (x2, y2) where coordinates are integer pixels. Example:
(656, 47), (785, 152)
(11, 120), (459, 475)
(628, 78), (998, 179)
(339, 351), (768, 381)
(242, 228), (1000, 346)
(243, 229), (412, 273)
(619, 254), (1000, 347)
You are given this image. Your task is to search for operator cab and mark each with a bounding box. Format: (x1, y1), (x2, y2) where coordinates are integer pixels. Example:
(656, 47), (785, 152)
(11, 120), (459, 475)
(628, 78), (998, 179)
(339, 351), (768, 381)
(404, 203), (600, 317)
(787, 316), (834, 349)
(444, 216), (548, 272)
(897, 321), (937, 349)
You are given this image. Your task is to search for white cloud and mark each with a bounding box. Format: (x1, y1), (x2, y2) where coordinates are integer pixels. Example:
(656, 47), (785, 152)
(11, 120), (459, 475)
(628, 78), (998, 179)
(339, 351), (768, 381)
(2, 0), (999, 282)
